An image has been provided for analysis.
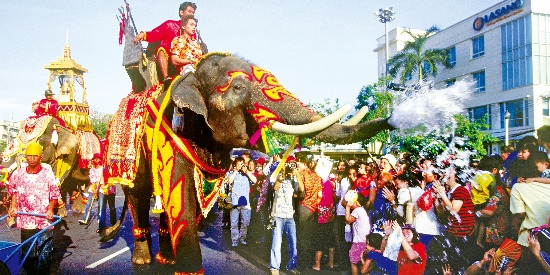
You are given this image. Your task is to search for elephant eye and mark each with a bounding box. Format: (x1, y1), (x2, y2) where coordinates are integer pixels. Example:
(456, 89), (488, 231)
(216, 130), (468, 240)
(234, 84), (243, 90)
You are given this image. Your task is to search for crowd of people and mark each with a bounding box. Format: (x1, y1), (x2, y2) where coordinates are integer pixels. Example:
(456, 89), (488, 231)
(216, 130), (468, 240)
(219, 125), (550, 275)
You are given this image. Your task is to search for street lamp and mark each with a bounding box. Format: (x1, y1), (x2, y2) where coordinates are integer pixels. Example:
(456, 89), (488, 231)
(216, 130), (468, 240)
(375, 7), (395, 78)
(375, 7), (395, 153)
(504, 111), (510, 146)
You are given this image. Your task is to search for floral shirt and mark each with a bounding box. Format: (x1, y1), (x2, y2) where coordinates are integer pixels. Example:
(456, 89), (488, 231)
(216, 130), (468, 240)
(256, 178), (269, 212)
(296, 168), (322, 212)
(8, 164), (61, 229)
(484, 186), (511, 245)
(170, 35), (203, 73)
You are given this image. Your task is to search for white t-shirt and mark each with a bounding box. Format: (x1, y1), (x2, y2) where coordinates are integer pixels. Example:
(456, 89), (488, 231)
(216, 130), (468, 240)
(336, 177), (352, 216)
(351, 206), (371, 243)
(397, 186), (440, 236)
(510, 182), (550, 246)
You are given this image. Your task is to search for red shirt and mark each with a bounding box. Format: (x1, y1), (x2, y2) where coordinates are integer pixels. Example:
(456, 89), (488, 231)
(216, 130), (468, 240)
(145, 20), (181, 56)
(35, 98), (58, 117)
(397, 242), (427, 275)
(353, 175), (374, 198)
(145, 19), (198, 56)
(447, 185), (475, 237)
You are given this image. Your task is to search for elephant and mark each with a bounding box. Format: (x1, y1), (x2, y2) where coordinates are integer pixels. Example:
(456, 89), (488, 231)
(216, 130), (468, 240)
(102, 51), (395, 274)
(0, 116), (98, 215)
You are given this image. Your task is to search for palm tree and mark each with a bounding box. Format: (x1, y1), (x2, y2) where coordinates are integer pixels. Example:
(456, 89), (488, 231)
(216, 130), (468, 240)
(387, 26), (450, 84)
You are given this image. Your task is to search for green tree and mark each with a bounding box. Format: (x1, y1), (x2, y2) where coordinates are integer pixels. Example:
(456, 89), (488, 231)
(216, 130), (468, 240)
(394, 114), (498, 160)
(355, 76), (394, 153)
(90, 110), (112, 139)
(387, 26), (450, 84)
(269, 98), (341, 148)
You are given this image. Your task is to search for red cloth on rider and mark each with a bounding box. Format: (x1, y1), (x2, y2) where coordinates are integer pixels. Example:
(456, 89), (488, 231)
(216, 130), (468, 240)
(35, 98), (58, 117)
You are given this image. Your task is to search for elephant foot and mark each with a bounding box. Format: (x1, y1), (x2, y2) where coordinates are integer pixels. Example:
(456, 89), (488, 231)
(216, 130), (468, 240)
(155, 252), (175, 265)
(132, 239), (152, 265)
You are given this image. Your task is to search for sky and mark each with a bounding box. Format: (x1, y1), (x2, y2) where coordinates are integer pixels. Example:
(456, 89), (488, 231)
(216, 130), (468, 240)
(0, 0), (503, 121)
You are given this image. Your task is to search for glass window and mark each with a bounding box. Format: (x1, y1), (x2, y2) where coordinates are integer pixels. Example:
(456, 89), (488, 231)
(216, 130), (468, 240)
(468, 105), (492, 129)
(447, 47), (456, 67)
(473, 71), (486, 93)
(544, 98), (550, 116)
(502, 15), (533, 90)
(500, 99), (526, 128)
(472, 36), (485, 58)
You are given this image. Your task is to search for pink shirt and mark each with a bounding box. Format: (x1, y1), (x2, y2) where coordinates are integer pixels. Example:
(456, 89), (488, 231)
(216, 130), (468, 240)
(8, 165), (61, 229)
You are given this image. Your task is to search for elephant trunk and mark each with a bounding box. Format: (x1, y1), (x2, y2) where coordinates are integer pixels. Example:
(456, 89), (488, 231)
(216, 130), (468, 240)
(311, 117), (395, 144)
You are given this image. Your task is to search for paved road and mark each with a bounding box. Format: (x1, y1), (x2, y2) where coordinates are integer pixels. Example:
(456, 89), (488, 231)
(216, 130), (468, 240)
(1, 187), (347, 274)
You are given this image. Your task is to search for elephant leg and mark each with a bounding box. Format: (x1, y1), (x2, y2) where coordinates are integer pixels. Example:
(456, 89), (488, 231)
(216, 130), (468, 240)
(173, 171), (203, 273)
(155, 212), (175, 265)
(127, 186), (152, 265)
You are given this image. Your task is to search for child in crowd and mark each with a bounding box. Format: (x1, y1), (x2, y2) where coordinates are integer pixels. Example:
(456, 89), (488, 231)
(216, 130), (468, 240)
(524, 151), (550, 184)
(471, 155), (499, 248)
(345, 192), (371, 275)
(360, 233), (398, 275)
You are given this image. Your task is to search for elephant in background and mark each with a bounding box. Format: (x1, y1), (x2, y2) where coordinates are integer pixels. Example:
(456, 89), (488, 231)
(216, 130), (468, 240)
(1, 117), (95, 215)
(103, 52), (394, 274)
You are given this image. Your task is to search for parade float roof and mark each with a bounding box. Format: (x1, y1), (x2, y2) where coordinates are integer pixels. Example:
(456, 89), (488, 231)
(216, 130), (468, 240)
(44, 42), (88, 73)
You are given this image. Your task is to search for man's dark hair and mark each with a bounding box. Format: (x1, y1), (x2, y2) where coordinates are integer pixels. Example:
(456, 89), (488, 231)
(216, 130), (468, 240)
(181, 15), (196, 26)
(235, 156), (245, 163)
(500, 145), (515, 154)
(519, 135), (539, 149)
(366, 233), (383, 250)
(529, 150), (549, 165)
(179, 2), (197, 12)
(478, 155), (504, 172)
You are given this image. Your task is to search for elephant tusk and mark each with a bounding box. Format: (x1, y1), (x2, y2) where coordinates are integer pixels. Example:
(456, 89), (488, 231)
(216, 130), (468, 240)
(342, 106), (369, 126)
(271, 105), (351, 136)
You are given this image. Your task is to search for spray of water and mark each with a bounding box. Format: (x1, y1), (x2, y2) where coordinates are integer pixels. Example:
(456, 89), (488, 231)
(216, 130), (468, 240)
(388, 80), (474, 134)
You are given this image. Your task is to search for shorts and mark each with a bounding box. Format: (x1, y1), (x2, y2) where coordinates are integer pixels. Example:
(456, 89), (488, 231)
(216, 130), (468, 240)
(349, 242), (367, 264)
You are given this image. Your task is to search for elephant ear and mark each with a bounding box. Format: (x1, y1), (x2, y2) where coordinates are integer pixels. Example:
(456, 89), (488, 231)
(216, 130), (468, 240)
(170, 72), (211, 129)
(55, 126), (79, 156)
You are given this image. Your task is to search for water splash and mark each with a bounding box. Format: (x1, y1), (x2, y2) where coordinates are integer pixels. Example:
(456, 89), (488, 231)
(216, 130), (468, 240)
(388, 80), (474, 134)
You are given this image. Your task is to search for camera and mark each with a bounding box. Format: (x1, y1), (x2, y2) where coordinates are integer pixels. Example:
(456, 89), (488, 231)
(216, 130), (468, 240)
(240, 164), (247, 170)
(286, 162), (297, 170)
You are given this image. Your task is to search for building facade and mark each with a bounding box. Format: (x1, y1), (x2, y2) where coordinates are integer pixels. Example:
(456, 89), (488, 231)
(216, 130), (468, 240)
(0, 119), (20, 145)
(375, 0), (550, 153)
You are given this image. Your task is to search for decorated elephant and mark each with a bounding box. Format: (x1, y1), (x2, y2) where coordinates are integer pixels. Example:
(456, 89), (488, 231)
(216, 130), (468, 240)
(0, 116), (100, 215)
(102, 51), (395, 274)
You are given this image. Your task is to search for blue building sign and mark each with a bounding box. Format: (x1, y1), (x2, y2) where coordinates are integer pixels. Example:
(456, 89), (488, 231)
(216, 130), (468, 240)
(473, 0), (524, 31)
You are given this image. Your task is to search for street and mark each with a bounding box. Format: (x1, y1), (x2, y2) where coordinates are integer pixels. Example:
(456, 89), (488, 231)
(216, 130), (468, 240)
(1, 186), (346, 274)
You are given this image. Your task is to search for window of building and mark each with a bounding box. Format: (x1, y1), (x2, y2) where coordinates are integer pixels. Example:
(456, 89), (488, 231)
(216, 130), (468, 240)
(446, 79), (456, 87)
(543, 98), (550, 116)
(473, 71), (486, 93)
(472, 35), (485, 58)
(447, 47), (456, 67)
(500, 99), (528, 128)
(533, 13), (550, 85)
(468, 105), (492, 129)
(502, 15), (533, 90)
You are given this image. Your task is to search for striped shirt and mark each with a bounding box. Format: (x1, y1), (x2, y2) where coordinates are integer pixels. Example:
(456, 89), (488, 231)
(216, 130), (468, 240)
(447, 185), (475, 237)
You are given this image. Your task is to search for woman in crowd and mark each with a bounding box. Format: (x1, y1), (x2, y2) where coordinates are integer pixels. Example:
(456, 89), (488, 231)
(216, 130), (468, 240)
(311, 175), (336, 271)
(334, 165), (356, 269)
(428, 165), (476, 274)
(474, 155), (512, 249)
